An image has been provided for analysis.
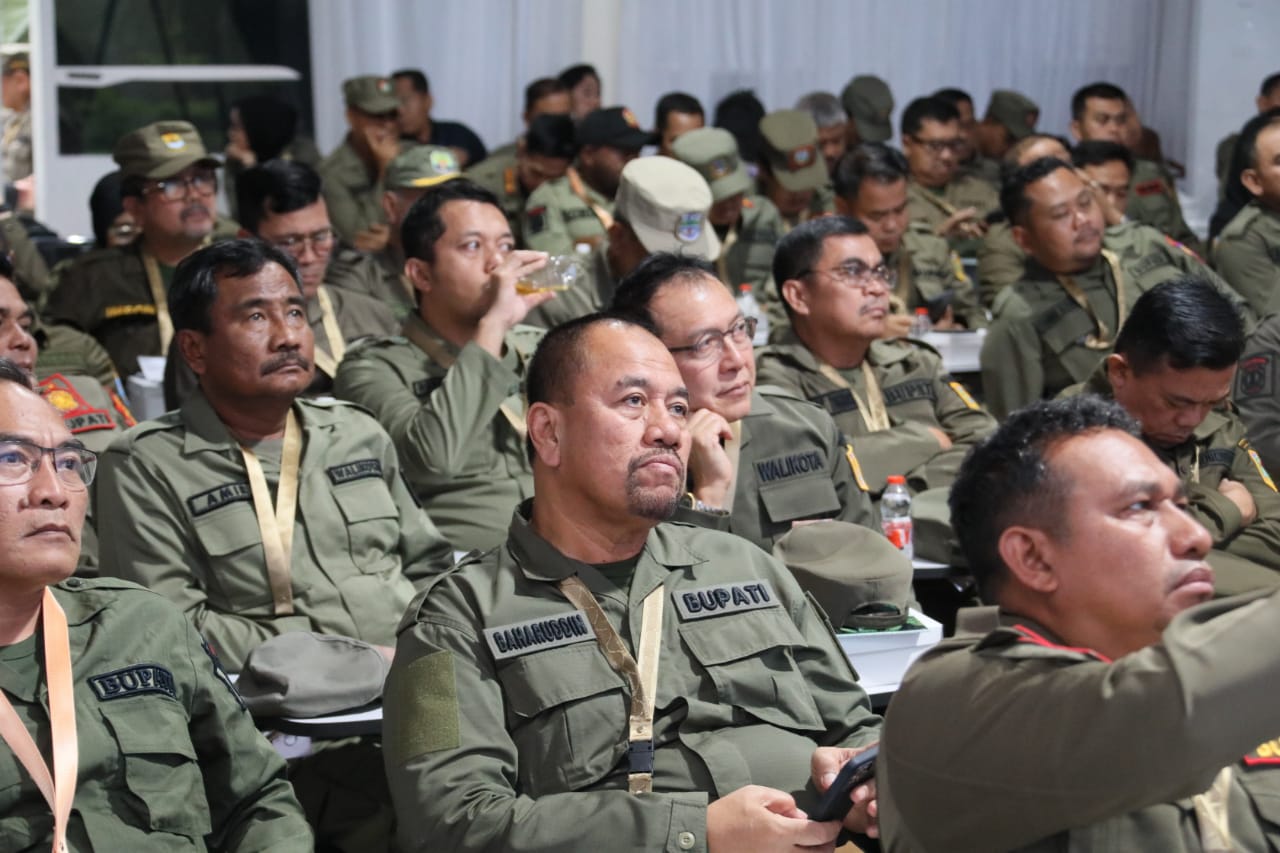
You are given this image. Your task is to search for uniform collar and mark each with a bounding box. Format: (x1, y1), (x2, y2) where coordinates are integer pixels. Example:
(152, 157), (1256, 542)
(761, 327), (893, 371)
(179, 387), (330, 455)
(1024, 253), (1105, 282)
(975, 611), (1112, 663)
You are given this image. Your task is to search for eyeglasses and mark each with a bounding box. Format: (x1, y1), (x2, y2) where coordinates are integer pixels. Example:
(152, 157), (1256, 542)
(802, 260), (897, 292)
(144, 170), (218, 202)
(268, 227), (335, 255)
(909, 135), (965, 156)
(0, 441), (98, 490)
(668, 316), (758, 362)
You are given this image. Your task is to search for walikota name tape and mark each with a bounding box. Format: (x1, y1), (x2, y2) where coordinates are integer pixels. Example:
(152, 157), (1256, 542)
(673, 581), (778, 621)
(484, 610), (593, 660)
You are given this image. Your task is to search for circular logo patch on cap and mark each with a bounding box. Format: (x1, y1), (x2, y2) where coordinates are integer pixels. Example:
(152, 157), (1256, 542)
(707, 157), (734, 180)
(429, 149), (457, 174)
(378, 78), (392, 93)
(622, 108), (640, 128)
(675, 212), (704, 243)
(160, 133), (186, 151)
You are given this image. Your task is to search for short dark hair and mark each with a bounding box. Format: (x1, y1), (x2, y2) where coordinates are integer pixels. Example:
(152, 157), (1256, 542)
(1261, 72), (1280, 99)
(170, 239), (302, 334)
(713, 89), (766, 165)
(0, 356), (34, 390)
(932, 87), (973, 111)
(950, 395), (1140, 601)
(556, 64), (599, 90)
(1000, 156), (1072, 226)
(391, 69), (429, 95)
(400, 179), (503, 264)
(1070, 82), (1127, 121)
(1070, 139), (1134, 174)
(794, 91), (847, 129)
(525, 114), (578, 161)
(525, 77), (567, 114)
(236, 159), (323, 236)
(832, 142), (909, 201)
(655, 92), (704, 134)
(609, 252), (719, 333)
(900, 96), (959, 138)
(771, 216), (870, 320)
(1238, 106), (1280, 170)
(1113, 277), (1244, 375)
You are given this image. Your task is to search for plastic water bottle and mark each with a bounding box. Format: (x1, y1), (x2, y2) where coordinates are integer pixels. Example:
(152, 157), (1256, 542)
(881, 475), (913, 561)
(737, 284), (770, 345)
(909, 307), (932, 337)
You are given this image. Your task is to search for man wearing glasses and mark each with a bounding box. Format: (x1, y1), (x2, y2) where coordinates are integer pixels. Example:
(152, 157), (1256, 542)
(47, 121), (227, 377)
(0, 357), (313, 850)
(611, 252), (876, 550)
(757, 217), (995, 520)
(901, 97), (999, 257)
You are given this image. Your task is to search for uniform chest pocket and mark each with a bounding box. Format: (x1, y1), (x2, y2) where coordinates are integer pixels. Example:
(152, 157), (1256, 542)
(1038, 305), (1099, 357)
(759, 476), (841, 525)
(191, 503), (281, 611)
(332, 478), (401, 573)
(497, 642), (626, 796)
(678, 606), (824, 732)
(101, 699), (212, 839)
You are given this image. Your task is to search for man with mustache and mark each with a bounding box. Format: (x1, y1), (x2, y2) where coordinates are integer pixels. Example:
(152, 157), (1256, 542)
(879, 395), (1280, 851)
(383, 313), (882, 853)
(1064, 278), (1280, 587)
(980, 157), (1252, 418)
(610, 253), (877, 550)
(47, 121), (227, 377)
(94, 239), (454, 850)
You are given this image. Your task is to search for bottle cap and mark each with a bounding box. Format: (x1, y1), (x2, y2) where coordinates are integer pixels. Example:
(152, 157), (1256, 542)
(914, 307), (929, 315)
(886, 474), (906, 485)
(739, 283), (752, 293)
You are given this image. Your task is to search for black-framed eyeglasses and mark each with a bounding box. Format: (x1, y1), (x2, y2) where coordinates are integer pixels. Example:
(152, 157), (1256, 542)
(908, 135), (965, 156)
(668, 316), (758, 362)
(144, 170), (218, 203)
(268, 227), (335, 255)
(801, 260), (896, 292)
(0, 440), (97, 490)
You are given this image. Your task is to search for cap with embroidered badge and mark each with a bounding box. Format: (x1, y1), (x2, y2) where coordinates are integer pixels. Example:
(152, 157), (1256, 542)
(985, 89), (1040, 140)
(343, 74), (399, 115)
(235, 632), (390, 717)
(841, 75), (894, 143)
(758, 109), (828, 192)
(2, 53), (28, 75)
(385, 145), (461, 189)
(772, 520), (913, 630)
(671, 127), (753, 203)
(112, 120), (221, 180)
(576, 106), (654, 151)
(614, 156), (720, 259)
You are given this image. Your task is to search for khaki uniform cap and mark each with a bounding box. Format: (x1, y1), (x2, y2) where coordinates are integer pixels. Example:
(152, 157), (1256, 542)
(385, 144), (461, 189)
(758, 110), (828, 192)
(614, 156), (721, 259)
(113, 120), (220, 180)
(343, 74), (399, 114)
(236, 632), (390, 717)
(672, 127), (753, 202)
(841, 75), (894, 143)
(985, 89), (1039, 140)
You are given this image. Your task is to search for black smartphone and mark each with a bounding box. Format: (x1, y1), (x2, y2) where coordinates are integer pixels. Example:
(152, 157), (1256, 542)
(811, 745), (878, 822)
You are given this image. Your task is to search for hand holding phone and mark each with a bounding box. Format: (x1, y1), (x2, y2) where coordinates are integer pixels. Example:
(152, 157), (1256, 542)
(811, 745), (878, 822)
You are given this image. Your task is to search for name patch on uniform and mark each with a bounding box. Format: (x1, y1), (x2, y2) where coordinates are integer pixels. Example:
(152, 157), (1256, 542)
(483, 611), (593, 661)
(673, 581), (778, 621)
(1032, 298), (1076, 335)
(563, 207), (596, 222)
(412, 377), (442, 398)
(1128, 252), (1167, 279)
(813, 388), (858, 415)
(89, 664), (177, 702)
(187, 482), (252, 517)
(65, 411), (114, 433)
(883, 379), (936, 406)
(1245, 738), (1280, 766)
(327, 458), (382, 485)
(1202, 448), (1234, 469)
(756, 450), (825, 483)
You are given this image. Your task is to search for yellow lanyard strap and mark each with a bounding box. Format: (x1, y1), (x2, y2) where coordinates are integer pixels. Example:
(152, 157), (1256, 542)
(239, 410), (303, 615)
(558, 577), (664, 794)
(141, 251), (175, 354)
(566, 167), (615, 231)
(715, 225), (740, 286)
(0, 589), (78, 853)
(1192, 766), (1234, 852)
(311, 287), (346, 378)
(818, 361), (891, 432)
(1055, 249), (1126, 351)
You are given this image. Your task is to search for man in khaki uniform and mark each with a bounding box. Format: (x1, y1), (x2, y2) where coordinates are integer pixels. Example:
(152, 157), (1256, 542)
(880, 394), (1280, 851)
(1213, 110), (1280, 315)
(465, 113), (575, 248)
(522, 106), (650, 255)
(794, 91), (848, 173)
(0, 359), (313, 852)
(1070, 81), (1203, 256)
(611, 253), (877, 550)
(1064, 279), (1280, 588)
(483, 76), (571, 166)
(46, 121), (222, 377)
(932, 88), (989, 186)
(1, 52), (32, 186)
(981, 157), (1250, 418)
(319, 75), (402, 252)
(383, 313), (882, 853)
(840, 74), (893, 147)
(901, 96), (999, 257)
(672, 127), (786, 328)
(757, 109), (834, 232)
(833, 142), (985, 330)
(1216, 72), (1280, 200)
(335, 180), (552, 551)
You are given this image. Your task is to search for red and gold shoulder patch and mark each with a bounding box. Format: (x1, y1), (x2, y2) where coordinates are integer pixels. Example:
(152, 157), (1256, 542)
(741, 196), (755, 209)
(1244, 739), (1280, 766)
(1162, 234), (1202, 263)
(108, 387), (136, 428)
(1134, 179), (1168, 198)
(36, 374), (116, 434)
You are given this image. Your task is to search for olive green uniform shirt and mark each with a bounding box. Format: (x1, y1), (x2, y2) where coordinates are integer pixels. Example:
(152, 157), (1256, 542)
(1128, 157), (1204, 256)
(905, 176), (999, 257)
(0, 578), (311, 851)
(464, 148), (526, 245)
(880, 603), (1280, 852)
(333, 317), (541, 551)
(319, 135), (392, 244)
(324, 243), (416, 323)
(718, 194), (787, 328)
(94, 390), (453, 671)
(956, 155), (1001, 188)
(975, 220), (1025, 309)
(1236, 292), (1280, 474)
(890, 223), (986, 329)
(1, 213), (51, 307)
(35, 323), (119, 387)
(670, 388), (877, 550)
(1217, 131), (1240, 201)
(383, 508), (881, 853)
(981, 222), (1253, 419)
(1213, 200), (1280, 316)
(757, 335), (996, 493)
(522, 176), (611, 255)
